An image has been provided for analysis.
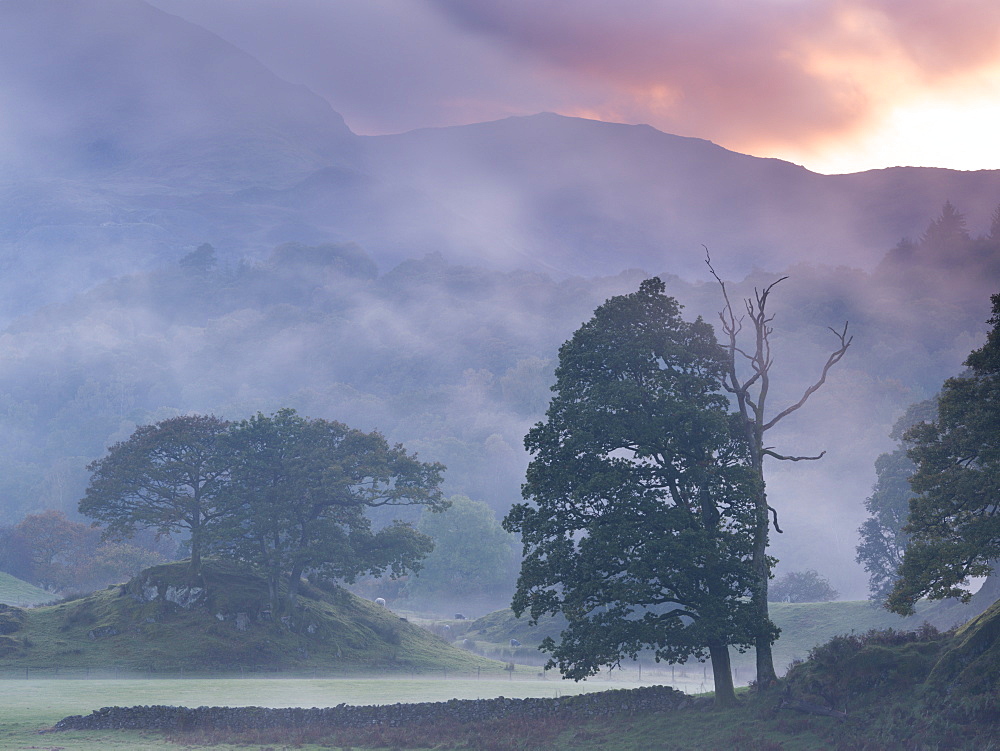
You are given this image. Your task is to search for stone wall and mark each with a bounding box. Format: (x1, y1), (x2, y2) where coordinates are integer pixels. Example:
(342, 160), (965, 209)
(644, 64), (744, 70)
(55, 685), (692, 732)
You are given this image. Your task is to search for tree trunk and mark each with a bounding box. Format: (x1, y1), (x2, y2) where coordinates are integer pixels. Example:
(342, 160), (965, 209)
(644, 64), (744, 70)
(188, 538), (202, 576)
(751, 482), (778, 689)
(286, 564), (305, 612)
(709, 644), (738, 708)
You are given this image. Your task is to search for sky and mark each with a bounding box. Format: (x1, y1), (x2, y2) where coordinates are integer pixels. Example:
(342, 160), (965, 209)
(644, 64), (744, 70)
(144, 0), (1000, 175)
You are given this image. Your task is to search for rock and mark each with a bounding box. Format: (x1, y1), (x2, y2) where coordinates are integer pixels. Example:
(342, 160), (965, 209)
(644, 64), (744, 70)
(163, 586), (204, 608)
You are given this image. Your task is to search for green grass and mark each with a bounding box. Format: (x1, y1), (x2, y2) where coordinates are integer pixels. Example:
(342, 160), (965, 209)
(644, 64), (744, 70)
(0, 675), (647, 750)
(0, 571), (51, 607)
(0, 560), (506, 676)
(3, 605), (998, 751)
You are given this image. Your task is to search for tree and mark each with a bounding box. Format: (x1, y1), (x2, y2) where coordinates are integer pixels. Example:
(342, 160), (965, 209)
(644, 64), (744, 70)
(14, 510), (96, 591)
(209, 409), (446, 613)
(856, 399), (937, 604)
(706, 253), (851, 687)
(888, 294), (1000, 615)
(504, 278), (773, 707)
(406, 495), (518, 604)
(79, 415), (233, 575)
(769, 570), (839, 603)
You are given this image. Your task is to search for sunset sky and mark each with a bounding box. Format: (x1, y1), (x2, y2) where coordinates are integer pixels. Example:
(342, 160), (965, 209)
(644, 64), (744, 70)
(147, 0), (1000, 175)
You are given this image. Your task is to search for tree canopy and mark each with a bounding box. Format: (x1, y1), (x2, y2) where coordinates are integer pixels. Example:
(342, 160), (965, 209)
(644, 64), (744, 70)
(80, 409), (445, 608)
(79, 414), (233, 574)
(206, 409), (446, 612)
(888, 294), (1000, 615)
(504, 278), (772, 707)
(768, 569), (839, 603)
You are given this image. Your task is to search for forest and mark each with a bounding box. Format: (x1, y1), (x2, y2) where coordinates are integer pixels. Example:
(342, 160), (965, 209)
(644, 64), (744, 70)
(0, 201), (997, 605)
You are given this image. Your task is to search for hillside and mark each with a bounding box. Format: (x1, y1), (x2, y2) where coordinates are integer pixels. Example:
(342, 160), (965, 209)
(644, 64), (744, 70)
(2, 0), (1000, 321)
(0, 561), (501, 675)
(0, 572), (51, 607)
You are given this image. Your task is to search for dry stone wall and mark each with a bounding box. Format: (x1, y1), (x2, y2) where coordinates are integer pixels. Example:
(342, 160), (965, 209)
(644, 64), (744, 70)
(55, 685), (692, 732)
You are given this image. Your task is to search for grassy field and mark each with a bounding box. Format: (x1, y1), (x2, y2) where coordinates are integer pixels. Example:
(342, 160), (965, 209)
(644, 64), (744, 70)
(0, 572), (50, 607)
(0, 673), (654, 750)
(2, 600), (996, 750)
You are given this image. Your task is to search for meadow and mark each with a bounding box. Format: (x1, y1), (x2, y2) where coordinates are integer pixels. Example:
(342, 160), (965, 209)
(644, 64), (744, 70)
(0, 671), (684, 750)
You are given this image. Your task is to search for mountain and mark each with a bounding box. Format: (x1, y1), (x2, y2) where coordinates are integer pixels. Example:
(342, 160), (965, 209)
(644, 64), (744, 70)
(0, 0), (354, 184)
(0, 0), (999, 321)
(0, 0), (356, 318)
(359, 114), (1000, 277)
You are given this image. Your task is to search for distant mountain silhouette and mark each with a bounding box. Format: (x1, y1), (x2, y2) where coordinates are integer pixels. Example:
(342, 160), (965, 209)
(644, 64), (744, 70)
(0, 0), (998, 319)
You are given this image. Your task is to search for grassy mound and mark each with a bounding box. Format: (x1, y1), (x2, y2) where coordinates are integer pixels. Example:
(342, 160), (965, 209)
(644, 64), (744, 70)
(777, 604), (1000, 749)
(0, 560), (503, 675)
(0, 571), (52, 607)
(927, 598), (1000, 694)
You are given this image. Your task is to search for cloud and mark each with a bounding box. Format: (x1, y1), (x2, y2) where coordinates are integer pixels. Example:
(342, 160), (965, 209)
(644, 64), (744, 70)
(427, 0), (1000, 154)
(144, 0), (1000, 169)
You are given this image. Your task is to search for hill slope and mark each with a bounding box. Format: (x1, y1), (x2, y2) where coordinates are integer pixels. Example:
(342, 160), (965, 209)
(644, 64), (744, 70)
(0, 572), (51, 607)
(0, 561), (500, 675)
(2, 0), (1000, 319)
(465, 598), (992, 674)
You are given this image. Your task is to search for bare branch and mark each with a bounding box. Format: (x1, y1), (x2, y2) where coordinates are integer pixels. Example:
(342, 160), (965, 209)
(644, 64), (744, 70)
(768, 505), (783, 534)
(763, 448), (827, 462)
(763, 322), (852, 432)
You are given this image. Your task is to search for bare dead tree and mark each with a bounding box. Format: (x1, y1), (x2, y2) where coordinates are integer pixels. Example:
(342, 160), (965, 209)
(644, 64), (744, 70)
(706, 250), (852, 688)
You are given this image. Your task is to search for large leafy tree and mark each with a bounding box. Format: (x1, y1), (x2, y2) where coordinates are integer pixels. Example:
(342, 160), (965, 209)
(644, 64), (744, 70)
(504, 278), (772, 707)
(888, 294), (1000, 615)
(79, 415), (233, 575)
(209, 409), (446, 612)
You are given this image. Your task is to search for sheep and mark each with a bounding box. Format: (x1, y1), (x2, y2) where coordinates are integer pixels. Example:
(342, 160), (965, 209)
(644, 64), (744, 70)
(375, 597), (386, 607)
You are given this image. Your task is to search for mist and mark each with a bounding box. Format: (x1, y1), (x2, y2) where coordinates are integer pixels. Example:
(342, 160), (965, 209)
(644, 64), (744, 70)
(0, 0), (998, 606)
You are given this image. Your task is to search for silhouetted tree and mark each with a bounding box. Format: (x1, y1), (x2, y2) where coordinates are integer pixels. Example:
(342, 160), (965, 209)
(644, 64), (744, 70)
(505, 278), (773, 707)
(889, 294), (1000, 615)
(856, 398), (937, 604)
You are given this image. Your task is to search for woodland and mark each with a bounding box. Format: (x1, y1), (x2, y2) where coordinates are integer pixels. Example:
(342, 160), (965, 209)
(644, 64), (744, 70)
(0, 201), (997, 608)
